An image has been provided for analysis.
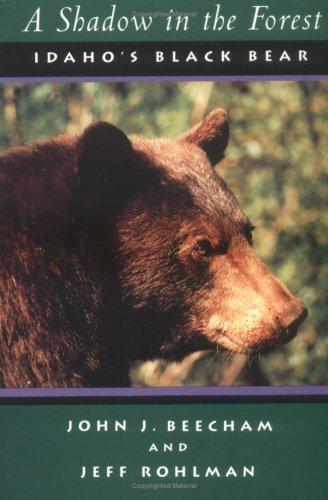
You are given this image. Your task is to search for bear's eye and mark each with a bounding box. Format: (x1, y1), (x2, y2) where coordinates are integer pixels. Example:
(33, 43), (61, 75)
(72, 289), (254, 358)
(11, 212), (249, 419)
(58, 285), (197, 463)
(194, 239), (213, 257)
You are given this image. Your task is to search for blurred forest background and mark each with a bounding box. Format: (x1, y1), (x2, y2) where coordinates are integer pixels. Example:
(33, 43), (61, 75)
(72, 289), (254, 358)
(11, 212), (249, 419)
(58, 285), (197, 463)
(0, 81), (327, 386)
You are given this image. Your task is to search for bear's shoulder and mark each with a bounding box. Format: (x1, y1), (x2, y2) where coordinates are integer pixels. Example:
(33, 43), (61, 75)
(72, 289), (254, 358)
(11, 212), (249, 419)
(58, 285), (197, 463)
(0, 134), (78, 230)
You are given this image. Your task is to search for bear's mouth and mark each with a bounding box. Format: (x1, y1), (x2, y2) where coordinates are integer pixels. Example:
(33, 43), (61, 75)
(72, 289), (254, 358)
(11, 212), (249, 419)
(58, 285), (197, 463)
(218, 308), (308, 356)
(218, 332), (255, 355)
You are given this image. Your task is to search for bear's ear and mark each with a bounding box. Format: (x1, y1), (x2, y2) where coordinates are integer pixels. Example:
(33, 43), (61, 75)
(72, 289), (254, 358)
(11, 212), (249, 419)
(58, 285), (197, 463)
(180, 108), (229, 165)
(76, 121), (134, 199)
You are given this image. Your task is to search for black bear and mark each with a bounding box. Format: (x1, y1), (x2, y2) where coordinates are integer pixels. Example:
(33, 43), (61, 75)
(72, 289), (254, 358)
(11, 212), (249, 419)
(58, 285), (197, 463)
(0, 108), (307, 387)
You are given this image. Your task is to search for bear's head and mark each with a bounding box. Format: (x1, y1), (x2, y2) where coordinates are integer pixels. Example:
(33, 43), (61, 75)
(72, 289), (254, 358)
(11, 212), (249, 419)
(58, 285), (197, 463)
(76, 110), (307, 361)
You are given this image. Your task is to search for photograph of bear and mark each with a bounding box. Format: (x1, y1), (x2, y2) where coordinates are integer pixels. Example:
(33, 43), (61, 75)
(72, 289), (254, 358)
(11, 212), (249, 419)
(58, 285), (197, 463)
(0, 108), (307, 387)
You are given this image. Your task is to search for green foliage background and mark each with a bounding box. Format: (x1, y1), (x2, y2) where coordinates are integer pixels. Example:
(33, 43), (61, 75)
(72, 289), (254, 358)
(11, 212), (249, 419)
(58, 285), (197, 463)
(0, 81), (327, 386)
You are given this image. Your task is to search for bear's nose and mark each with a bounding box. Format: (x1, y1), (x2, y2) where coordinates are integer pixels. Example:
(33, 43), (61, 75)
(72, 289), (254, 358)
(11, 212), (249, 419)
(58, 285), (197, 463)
(278, 299), (308, 343)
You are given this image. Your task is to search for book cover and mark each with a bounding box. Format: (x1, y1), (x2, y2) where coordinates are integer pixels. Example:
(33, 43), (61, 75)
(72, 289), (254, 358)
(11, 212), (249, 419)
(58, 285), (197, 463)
(0, 1), (327, 498)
